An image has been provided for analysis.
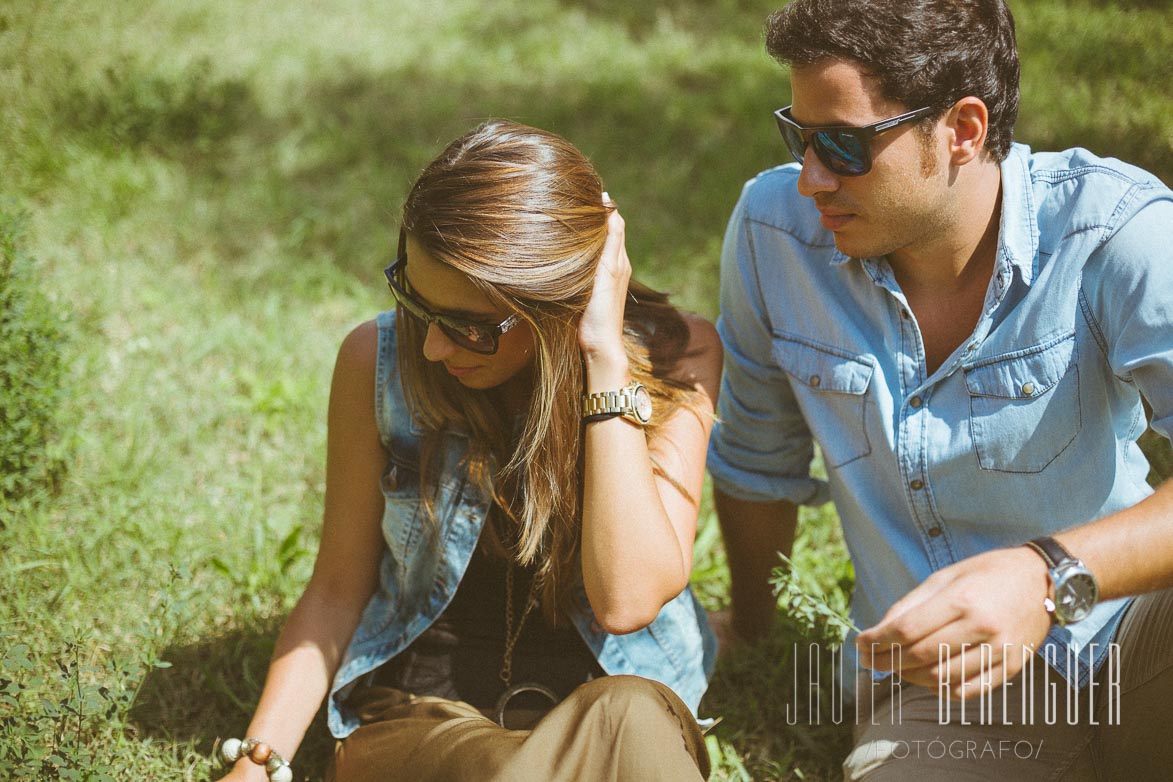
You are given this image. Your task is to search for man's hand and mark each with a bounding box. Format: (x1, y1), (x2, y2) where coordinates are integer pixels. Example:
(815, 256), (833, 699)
(856, 546), (1054, 699)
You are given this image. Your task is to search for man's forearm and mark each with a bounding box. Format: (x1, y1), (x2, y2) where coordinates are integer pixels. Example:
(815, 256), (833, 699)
(1061, 477), (1173, 600)
(714, 489), (799, 640)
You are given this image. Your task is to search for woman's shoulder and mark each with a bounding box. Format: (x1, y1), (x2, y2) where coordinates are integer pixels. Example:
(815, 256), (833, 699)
(333, 318), (383, 389)
(339, 317), (380, 361)
(681, 312), (720, 356)
(672, 313), (722, 401)
(324, 319), (386, 456)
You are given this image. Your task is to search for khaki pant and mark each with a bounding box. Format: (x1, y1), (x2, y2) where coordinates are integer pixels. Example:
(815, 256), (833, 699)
(844, 588), (1173, 780)
(328, 675), (710, 782)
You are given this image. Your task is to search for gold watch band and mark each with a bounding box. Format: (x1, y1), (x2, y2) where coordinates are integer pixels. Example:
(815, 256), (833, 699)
(582, 382), (652, 425)
(582, 387), (637, 417)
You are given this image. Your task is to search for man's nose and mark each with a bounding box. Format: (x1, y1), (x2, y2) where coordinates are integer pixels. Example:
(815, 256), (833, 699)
(796, 149), (841, 199)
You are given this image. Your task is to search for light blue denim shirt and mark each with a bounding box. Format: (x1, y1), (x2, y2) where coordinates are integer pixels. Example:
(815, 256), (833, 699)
(708, 143), (1173, 690)
(327, 310), (717, 738)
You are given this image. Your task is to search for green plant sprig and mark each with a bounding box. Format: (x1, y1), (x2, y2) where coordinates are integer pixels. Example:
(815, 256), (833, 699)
(770, 552), (860, 643)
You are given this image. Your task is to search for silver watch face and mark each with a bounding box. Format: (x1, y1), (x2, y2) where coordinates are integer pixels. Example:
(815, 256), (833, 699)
(1054, 567), (1098, 624)
(632, 385), (653, 424)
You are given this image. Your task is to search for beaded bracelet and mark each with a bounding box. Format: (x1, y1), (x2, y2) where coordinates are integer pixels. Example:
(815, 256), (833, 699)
(220, 737), (293, 782)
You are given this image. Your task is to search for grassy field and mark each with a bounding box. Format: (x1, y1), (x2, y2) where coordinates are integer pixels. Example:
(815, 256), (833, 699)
(1, 1), (1170, 779)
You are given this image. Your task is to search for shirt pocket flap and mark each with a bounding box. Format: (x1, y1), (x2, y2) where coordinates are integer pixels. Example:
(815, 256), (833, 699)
(772, 335), (875, 395)
(964, 334), (1075, 399)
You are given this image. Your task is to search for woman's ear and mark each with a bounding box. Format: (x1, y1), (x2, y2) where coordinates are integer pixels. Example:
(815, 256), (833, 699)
(946, 96), (990, 166)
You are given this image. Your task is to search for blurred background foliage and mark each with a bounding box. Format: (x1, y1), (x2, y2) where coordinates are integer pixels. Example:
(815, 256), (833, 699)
(1, 0), (1169, 779)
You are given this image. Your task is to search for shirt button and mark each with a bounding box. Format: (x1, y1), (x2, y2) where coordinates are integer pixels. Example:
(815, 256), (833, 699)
(1021, 382), (1036, 395)
(809, 375), (821, 388)
(928, 526), (942, 537)
(909, 396), (923, 409)
(901, 310), (911, 320)
(910, 479), (925, 491)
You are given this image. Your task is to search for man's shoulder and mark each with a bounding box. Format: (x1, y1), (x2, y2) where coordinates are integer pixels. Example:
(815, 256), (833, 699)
(1022, 145), (1164, 185)
(1004, 143), (1168, 290)
(1006, 144), (1170, 258)
(1018, 144), (1169, 210)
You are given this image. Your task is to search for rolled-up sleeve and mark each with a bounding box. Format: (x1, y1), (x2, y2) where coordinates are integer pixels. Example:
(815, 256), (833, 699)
(707, 181), (828, 505)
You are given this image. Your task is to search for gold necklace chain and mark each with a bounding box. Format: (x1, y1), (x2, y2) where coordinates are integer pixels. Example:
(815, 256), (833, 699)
(500, 560), (540, 687)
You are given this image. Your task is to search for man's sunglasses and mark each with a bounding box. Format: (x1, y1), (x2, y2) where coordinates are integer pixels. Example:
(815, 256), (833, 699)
(773, 105), (935, 177)
(384, 256), (520, 355)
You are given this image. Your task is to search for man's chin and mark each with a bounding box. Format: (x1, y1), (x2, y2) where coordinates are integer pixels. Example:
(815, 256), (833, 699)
(831, 227), (893, 261)
(831, 233), (871, 259)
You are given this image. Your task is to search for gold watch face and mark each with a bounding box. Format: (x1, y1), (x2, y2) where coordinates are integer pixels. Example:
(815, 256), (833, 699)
(632, 384), (653, 424)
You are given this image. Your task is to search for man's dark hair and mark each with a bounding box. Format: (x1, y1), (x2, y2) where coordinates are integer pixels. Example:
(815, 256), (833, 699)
(766, 0), (1020, 161)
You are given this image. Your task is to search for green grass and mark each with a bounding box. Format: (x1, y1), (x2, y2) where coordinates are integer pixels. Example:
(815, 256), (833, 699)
(1, 1), (1170, 780)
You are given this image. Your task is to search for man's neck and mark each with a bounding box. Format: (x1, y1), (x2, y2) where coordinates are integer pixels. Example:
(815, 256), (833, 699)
(889, 162), (1003, 295)
(889, 160), (1004, 374)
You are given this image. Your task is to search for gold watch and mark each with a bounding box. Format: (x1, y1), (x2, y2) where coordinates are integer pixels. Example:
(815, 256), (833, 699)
(582, 381), (653, 425)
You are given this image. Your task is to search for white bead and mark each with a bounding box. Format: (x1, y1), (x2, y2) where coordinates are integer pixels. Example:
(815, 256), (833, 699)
(270, 764), (293, 782)
(220, 738), (242, 763)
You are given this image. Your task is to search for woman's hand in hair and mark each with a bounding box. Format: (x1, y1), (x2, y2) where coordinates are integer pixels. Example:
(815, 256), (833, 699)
(578, 197), (632, 383)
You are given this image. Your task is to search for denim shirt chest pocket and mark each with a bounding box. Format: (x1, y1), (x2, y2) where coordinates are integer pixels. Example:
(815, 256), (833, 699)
(771, 334), (875, 468)
(964, 333), (1081, 473)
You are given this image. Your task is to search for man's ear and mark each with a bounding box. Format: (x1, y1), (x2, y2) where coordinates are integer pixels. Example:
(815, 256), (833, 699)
(946, 97), (989, 166)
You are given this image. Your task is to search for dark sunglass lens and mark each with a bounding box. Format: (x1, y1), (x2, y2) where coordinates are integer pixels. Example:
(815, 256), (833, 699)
(441, 321), (497, 355)
(777, 121), (807, 164)
(815, 130), (869, 176)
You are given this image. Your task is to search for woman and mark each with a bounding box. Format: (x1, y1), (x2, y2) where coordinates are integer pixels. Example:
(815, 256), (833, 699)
(216, 120), (721, 782)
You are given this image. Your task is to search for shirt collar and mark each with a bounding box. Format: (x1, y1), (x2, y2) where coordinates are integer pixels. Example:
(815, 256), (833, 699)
(995, 143), (1039, 286)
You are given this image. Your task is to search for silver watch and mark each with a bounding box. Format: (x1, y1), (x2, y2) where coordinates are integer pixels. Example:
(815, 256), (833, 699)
(582, 381), (653, 425)
(1024, 536), (1098, 626)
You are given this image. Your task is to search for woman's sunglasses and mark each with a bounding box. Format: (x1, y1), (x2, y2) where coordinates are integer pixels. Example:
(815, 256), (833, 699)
(384, 256), (520, 355)
(773, 105), (935, 177)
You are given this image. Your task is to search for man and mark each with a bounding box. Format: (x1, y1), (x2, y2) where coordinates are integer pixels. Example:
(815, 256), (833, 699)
(707, 0), (1173, 778)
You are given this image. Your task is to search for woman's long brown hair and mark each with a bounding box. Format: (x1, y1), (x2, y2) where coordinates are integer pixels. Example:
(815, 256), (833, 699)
(395, 120), (703, 623)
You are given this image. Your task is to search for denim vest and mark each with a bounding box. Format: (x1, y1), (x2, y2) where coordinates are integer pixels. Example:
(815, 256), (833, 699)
(327, 310), (717, 738)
